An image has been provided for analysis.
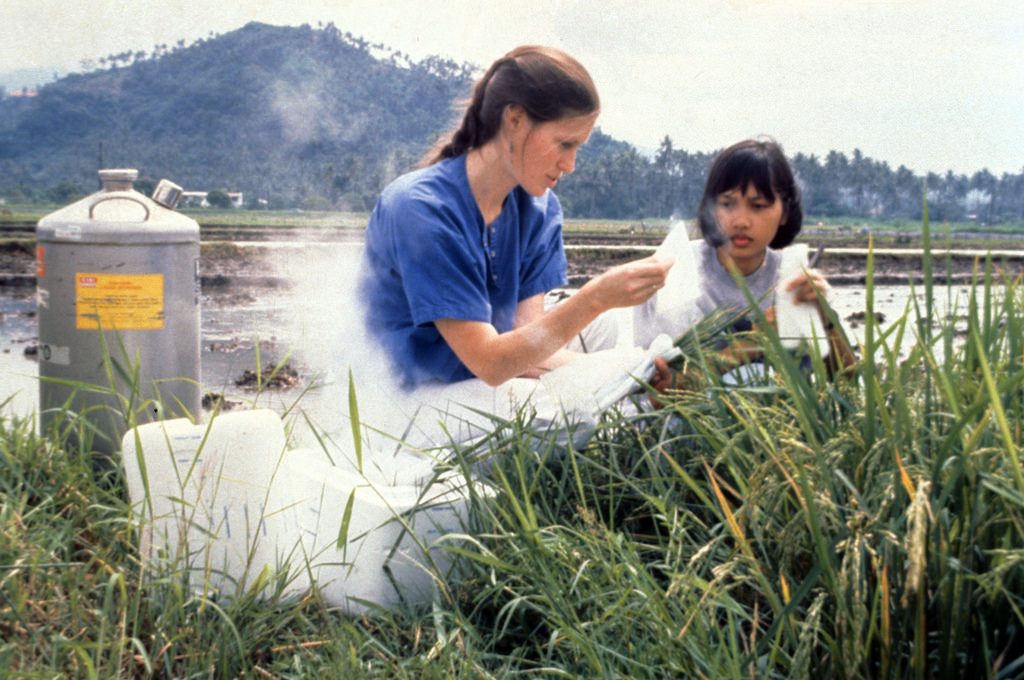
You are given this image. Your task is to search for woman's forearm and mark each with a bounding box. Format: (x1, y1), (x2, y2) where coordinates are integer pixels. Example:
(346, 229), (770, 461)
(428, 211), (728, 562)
(436, 287), (604, 385)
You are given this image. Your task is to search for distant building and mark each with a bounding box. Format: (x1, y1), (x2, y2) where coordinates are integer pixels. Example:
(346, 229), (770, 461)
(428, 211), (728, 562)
(180, 190), (244, 208)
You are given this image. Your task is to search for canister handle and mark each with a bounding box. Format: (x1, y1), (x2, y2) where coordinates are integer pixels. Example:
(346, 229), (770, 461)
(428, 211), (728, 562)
(88, 192), (151, 221)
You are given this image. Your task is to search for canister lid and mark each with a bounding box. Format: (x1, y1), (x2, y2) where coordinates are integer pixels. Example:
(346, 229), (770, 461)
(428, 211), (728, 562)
(152, 179), (184, 209)
(98, 168), (139, 192)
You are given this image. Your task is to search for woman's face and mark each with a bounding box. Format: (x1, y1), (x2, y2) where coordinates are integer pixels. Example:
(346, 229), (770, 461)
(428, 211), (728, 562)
(714, 184), (786, 273)
(505, 109), (598, 196)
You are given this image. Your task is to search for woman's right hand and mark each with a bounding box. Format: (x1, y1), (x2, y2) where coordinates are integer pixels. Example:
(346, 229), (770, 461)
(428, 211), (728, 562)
(435, 255), (673, 387)
(583, 254), (675, 309)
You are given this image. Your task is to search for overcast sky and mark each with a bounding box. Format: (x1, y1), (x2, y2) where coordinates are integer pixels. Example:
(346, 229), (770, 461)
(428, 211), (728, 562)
(2, 0), (1021, 176)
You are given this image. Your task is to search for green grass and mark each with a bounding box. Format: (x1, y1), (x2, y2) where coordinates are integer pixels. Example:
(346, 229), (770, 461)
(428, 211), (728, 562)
(562, 217), (674, 234)
(2, 229), (1024, 676)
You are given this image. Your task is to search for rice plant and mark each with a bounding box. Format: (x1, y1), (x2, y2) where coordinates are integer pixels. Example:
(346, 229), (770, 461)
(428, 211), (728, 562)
(430, 240), (1024, 677)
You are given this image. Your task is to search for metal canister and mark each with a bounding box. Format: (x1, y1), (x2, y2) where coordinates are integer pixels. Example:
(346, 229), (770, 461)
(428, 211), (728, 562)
(36, 168), (201, 456)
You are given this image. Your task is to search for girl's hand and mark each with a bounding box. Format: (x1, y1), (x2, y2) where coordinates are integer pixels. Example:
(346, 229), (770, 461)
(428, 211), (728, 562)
(784, 269), (831, 309)
(648, 356), (673, 409)
(647, 332), (762, 406)
(649, 356), (673, 393)
(584, 254), (675, 309)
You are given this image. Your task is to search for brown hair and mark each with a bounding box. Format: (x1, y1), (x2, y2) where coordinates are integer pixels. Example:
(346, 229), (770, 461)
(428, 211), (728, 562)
(424, 45), (600, 165)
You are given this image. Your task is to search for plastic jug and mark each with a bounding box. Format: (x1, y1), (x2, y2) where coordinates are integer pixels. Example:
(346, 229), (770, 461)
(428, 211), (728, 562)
(273, 447), (483, 614)
(121, 408), (486, 612)
(121, 409), (303, 596)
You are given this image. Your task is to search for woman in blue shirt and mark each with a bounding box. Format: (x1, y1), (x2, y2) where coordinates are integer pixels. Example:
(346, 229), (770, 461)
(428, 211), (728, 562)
(360, 45), (673, 389)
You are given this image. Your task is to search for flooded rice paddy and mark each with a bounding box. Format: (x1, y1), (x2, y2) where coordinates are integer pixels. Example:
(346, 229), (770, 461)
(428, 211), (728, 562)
(0, 239), (1010, 428)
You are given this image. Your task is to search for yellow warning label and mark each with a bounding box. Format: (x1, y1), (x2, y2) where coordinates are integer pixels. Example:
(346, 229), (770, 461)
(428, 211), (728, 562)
(76, 273), (164, 330)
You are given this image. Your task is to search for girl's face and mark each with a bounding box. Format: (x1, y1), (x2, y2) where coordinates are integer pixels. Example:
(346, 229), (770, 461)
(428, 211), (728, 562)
(713, 184), (786, 274)
(504, 108), (598, 196)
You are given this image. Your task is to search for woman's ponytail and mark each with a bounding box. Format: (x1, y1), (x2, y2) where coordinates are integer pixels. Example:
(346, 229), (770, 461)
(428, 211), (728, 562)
(426, 59), (504, 163)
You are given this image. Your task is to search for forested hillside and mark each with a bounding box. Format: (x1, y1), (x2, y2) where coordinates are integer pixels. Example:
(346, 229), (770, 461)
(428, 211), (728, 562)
(0, 22), (474, 211)
(1, 21), (1022, 223)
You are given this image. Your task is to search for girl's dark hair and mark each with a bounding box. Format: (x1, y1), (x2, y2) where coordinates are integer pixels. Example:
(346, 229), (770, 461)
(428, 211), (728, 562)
(424, 45), (599, 165)
(697, 137), (803, 249)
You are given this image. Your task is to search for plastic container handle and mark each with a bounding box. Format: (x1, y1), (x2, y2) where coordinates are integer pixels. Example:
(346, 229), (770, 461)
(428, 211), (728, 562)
(88, 192), (151, 221)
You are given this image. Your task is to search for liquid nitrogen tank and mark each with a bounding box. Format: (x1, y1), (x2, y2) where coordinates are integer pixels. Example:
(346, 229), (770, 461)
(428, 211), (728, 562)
(36, 168), (201, 456)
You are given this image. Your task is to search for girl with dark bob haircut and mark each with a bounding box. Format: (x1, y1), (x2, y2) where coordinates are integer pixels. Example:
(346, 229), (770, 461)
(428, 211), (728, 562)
(697, 137), (804, 250)
(637, 136), (855, 384)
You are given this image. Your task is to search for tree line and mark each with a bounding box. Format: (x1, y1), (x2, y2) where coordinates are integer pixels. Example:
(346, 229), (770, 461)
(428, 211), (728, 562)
(555, 136), (1024, 224)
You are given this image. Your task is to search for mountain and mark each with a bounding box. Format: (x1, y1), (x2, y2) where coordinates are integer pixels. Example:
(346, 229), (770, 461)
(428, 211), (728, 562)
(0, 22), (477, 209)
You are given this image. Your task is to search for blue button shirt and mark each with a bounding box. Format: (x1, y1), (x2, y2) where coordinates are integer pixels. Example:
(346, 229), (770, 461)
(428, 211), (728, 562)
(359, 155), (567, 387)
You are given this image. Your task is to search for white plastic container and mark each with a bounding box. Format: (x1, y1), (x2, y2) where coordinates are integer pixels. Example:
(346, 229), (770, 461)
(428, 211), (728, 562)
(273, 447), (482, 614)
(121, 409), (301, 596)
(121, 409), (485, 612)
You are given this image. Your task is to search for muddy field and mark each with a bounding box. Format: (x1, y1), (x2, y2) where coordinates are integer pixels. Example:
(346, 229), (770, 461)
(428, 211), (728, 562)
(1, 234), (1021, 421)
